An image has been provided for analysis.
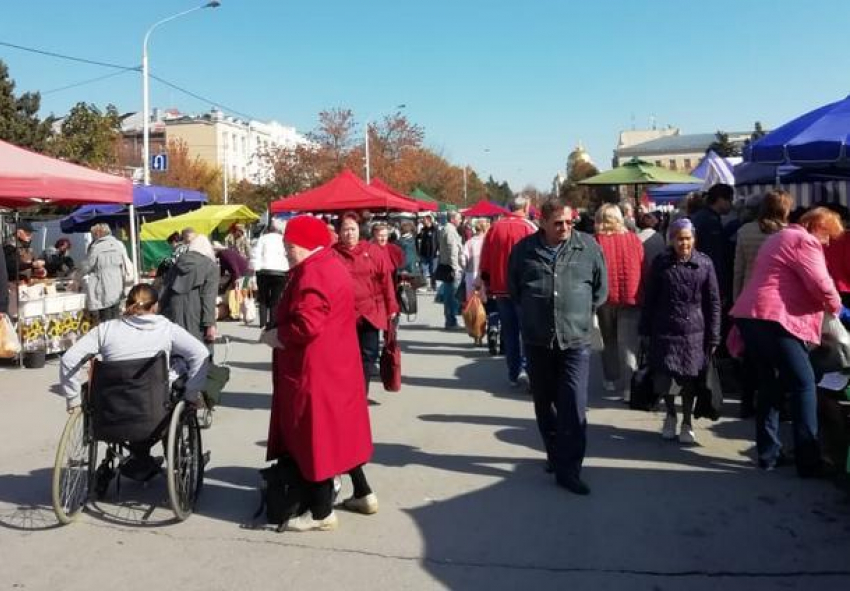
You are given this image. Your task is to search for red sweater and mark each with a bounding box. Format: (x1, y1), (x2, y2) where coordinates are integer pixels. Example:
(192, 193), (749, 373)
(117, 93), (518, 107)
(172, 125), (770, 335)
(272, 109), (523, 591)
(596, 231), (644, 306)
(825, 231), (850, 294)
(479, 213), (537, 297)
(333, 241), (399, 331)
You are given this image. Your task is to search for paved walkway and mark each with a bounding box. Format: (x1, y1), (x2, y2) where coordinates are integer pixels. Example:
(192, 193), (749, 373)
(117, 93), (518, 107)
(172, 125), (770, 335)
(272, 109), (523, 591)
(1, 300), (849, 590)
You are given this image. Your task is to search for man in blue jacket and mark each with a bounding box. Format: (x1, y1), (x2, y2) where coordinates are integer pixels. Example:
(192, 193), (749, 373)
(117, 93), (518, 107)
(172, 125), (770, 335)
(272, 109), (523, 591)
(509, 197), (608, 495)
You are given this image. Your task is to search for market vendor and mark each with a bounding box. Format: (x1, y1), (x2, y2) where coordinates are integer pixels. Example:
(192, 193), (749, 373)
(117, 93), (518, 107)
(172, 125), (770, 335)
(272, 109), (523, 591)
(3, 221), (46, 281)
(214, 241), (249, 293)
(44, 238), (75, 278)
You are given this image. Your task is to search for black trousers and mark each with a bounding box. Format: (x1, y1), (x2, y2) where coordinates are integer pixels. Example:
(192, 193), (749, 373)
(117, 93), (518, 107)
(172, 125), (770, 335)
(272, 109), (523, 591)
(307, 464), (372, 519)
(357, 322), (380, 394)
(256, 271), (288, 328)
(92, 304), (120, 323)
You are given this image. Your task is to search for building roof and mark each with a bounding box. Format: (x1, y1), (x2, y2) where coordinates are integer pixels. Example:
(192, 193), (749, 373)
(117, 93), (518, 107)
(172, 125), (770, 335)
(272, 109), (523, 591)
(617, 132), (749, 157)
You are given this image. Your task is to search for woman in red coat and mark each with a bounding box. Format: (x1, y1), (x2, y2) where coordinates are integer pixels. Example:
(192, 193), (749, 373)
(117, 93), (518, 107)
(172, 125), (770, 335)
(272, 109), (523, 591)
(334, 213), (399, 393)
(595, 203), (644, 401)
(266, 215), (377, 532)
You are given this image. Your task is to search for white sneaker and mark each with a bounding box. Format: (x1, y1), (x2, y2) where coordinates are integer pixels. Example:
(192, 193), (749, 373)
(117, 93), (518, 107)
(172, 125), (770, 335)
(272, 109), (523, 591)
(286, 511), (338, 532)
(343, 493), (379, 515)
(602, 380), (617, 393)
(661, 414), (677, 440)
(679, 425), (697, 445)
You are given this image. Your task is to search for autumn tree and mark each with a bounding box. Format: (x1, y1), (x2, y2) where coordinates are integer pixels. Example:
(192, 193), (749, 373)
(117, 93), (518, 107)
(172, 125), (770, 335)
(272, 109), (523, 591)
(255, 142), (323, 198)
(0, 59), (52, 151)
(559, 160), (601, 210)
(309, 108), (357, 177)
(360, 111), (425, 184)
(153, 139), (223, 202)
(48, 102), (121, 171)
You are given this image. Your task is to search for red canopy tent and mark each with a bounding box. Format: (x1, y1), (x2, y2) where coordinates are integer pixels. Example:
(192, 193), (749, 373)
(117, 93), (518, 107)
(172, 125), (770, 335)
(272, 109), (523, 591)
(270, 169), (422, 213)
(370, 177), (438, 212)
(462, 199), (509, 217)
(0, 139), (133, 208)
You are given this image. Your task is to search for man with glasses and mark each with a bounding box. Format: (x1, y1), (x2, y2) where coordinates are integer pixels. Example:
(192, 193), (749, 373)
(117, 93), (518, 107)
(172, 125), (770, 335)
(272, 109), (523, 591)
(508, 197), (607, 495)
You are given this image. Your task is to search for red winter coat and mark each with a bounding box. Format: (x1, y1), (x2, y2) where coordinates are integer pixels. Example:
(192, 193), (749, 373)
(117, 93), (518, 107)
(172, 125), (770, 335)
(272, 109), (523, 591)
(266, 248), (373, 481)
(596, 231), (644, 306)
(479, 213), (537, 297)
(334, 241), (399, 331)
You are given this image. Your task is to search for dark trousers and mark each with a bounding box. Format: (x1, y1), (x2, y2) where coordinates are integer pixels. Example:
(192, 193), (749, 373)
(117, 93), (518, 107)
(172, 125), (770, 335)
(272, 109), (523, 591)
(496, 297), (524, 382)
(256, 271), (288, 328)
(737, 318), (821, 475)
(308, 464), (372, 519)
(526, 343), (591, 482)
(357, 322), (380, 394)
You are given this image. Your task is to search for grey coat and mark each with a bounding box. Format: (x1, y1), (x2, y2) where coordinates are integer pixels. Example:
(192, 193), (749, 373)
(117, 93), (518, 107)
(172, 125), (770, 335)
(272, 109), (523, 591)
(79, 235), (127, 311)
(509, 230), (608, 349)
(159, 251), (218, 342)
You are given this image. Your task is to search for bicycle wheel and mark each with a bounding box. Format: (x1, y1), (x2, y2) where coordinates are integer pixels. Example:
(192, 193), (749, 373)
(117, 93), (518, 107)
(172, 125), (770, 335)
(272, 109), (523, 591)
(51, 408), (93, 524)
(165, 401), (204, 521)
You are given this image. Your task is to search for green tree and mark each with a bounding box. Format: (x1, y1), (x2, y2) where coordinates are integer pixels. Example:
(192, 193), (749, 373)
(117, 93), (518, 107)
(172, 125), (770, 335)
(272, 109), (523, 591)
(484, 176), (514, 205)
(751, 121), (767, 142)
(708, 131), (741, 157)
(0, 59), (52, 151)
(48, 102), (121, 170)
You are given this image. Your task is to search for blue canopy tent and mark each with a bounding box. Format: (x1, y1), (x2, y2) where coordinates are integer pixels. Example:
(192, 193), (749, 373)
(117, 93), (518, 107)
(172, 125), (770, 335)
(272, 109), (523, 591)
(60, 184), (207, 233)
(745, 95), (850, 166)
(646, 151), (738, 204)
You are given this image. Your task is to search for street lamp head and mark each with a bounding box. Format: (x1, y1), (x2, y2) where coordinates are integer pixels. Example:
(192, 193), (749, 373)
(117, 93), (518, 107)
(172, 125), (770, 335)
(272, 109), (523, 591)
(205, 1), (221, 8)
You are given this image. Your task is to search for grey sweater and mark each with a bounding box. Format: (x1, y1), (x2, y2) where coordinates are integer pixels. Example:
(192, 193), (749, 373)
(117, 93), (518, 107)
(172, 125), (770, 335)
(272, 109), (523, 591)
(60, 314), (209, 409)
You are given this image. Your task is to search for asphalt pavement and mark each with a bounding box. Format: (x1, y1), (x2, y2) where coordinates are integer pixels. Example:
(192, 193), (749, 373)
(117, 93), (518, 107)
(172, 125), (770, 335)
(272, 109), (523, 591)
(1, 298), (850, 590)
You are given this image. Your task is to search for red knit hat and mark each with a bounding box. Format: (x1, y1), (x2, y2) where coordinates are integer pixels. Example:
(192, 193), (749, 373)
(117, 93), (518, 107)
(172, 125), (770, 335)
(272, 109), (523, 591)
(284, 215), (332, 250)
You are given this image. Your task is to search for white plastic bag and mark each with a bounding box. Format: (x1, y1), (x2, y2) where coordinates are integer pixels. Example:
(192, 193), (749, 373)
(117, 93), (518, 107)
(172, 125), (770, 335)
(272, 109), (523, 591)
(0, 315), (22, 359)
(241, 295), (257, 325)
(816, 313), (850, 371)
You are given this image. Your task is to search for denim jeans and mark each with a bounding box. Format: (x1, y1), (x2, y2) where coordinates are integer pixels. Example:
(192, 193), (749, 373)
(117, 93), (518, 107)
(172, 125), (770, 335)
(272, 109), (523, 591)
(526, 344), (591, 482)
(357, 322), (380, 394)
(496, 297), (524, 381)
(441, 279), (460, 327)
(419, 256), (438, 289)
(737, 318), (821, 474)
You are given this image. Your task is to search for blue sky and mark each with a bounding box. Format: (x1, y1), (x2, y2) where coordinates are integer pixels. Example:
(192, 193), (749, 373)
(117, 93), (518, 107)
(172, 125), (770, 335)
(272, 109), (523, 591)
(2, 0), (850, 191)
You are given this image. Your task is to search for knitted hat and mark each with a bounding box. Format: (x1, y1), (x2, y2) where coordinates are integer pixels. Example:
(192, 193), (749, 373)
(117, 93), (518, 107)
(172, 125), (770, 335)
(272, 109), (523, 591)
(284, 215), (332, 250)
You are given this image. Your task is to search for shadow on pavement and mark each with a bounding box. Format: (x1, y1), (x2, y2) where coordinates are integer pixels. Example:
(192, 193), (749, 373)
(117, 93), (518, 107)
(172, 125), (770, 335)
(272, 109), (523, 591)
(0, 468), (61, 531)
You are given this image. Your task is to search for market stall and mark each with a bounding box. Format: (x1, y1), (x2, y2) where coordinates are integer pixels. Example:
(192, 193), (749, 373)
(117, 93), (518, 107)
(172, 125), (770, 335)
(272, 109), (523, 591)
(139, 204), (259, 271)
(0, 139), (132, 364)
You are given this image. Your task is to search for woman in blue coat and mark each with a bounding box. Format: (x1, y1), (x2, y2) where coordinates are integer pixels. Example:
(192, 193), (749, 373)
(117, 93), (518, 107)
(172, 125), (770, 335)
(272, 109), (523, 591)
(639, 218), (721, 445)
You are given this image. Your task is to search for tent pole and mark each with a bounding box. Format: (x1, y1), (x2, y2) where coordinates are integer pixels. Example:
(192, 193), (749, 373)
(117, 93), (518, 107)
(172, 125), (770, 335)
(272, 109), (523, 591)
(128, 203), (140, 283)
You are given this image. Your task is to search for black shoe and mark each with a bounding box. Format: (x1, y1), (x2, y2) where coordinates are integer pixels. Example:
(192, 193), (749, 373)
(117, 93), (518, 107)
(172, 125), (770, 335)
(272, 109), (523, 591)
(544, 460), (554, 474)
(557, 476), (590, 495)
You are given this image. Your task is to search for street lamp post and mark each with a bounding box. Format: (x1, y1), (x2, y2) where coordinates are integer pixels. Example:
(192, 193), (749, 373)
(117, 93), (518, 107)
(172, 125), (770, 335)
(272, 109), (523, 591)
(364, 103), (406, 184)
(136, 1), (219, 280)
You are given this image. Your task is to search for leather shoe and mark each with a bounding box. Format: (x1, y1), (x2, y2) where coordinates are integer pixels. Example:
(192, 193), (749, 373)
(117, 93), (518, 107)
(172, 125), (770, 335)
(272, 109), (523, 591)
(557, 476), (590, 495)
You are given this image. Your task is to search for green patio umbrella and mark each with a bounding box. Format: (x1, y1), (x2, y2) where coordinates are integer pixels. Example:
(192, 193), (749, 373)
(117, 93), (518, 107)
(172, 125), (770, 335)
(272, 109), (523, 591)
(410, 187), (438, 202)
(578, 158), (704, 185)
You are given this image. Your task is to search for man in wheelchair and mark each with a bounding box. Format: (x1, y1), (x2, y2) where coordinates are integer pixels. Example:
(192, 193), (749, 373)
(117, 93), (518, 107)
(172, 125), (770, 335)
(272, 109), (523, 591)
(60, 284), (210, 482)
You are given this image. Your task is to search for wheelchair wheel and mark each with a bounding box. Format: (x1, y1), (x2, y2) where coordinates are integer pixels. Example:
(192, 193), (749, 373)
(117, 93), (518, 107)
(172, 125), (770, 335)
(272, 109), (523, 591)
(165, 401), (204, 521)
(51, 408), (95, 524)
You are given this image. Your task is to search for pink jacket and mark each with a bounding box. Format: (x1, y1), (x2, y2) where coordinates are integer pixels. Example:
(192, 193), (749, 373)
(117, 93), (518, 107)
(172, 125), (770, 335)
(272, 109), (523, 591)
(730, 225), (840, 345)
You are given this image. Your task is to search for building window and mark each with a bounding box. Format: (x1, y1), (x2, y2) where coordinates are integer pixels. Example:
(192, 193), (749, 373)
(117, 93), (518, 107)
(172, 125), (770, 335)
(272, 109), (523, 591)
(684, 158), (692, 171)
(655, 160), (663, 167)
(668, 159), (677, 170)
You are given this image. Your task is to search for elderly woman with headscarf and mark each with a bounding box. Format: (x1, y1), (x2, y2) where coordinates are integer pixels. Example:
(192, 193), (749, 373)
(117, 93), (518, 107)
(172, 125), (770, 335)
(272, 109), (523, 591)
(159, 234), (219, 347)
(265, 215), (376, 532)
(639, 218), (721, 445)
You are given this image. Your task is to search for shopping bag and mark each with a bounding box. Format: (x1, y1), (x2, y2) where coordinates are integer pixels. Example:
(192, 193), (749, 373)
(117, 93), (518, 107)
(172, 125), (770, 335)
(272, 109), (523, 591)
(0, 315), (22, 358)
(629, 348), (657, 411)
(812, 313), (850, 373)
(380, 324), (401, 392)
(694, 358), (723, 421)
(227, 289), (242, 320)
(397, 282), (418, 317)
(462, 292), (486, 341)
(203, 362), (231, 409)
(241, 293), (257, 325)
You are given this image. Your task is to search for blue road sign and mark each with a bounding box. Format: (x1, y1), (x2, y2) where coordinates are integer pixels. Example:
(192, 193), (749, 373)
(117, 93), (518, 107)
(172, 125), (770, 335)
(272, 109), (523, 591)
(151, 153), (168, 172)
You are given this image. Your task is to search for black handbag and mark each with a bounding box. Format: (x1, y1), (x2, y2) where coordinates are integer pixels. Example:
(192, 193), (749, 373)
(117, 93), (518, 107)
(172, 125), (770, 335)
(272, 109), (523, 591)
(693, 358), (723, 420)
(398, 282), (418, 317)
(629, 349), (658, 411)
(434, 263), (454, 282)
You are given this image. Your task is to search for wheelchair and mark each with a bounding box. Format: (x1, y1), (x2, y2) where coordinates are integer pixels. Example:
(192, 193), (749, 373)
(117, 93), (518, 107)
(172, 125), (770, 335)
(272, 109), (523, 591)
(51, 352), (205, 525)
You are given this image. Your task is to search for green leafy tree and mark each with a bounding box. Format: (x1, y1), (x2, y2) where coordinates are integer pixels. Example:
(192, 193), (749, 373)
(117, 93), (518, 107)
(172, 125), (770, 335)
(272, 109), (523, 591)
(484, 176), (514, 205)
(0, 59), (52, 151)
(48, 102), (121, 170)
(708, 130), (741, 157)
(751, 121), (767, 142)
